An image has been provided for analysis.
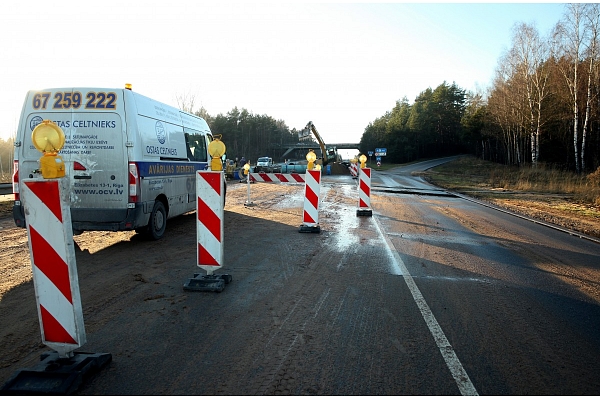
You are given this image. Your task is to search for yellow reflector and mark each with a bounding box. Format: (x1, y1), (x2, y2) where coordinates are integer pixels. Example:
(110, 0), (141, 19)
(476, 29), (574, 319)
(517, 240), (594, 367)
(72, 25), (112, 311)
(208, 139), (226, 158)
(31, 120), (65, 153)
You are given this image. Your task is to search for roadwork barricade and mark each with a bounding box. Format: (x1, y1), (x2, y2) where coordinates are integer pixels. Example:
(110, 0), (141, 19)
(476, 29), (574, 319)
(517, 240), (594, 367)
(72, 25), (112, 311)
(299, 169), (322, 233)
(246, 170), (322, 233)
(184, 171), (232, 292)
(350, 162), (358, 178)
(357, 167), (373, 217)
(250, 172), (305, 184)
(1, 179), (111, 395)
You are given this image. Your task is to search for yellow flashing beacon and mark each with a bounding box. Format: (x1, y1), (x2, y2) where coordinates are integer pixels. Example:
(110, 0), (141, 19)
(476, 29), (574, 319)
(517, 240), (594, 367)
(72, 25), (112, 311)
(306, 150), (317, 170)
(208, 136), (226, 171)
(31, 120), (66, 179)
(359, 154), (367, 169)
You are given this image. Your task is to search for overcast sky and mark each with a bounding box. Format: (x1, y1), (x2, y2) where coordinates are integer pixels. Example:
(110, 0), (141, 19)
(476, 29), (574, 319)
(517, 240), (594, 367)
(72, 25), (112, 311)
(0, 1), (566, 146)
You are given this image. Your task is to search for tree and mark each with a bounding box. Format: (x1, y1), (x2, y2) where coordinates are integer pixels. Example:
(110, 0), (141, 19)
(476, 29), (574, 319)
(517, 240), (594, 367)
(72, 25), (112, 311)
(195, 106), (212, 125)
(175, 90), (197, 114)
(431, 82), (466, 155)
(509, 22), (552, 167)
(487, 63), (526, 166)
(0, 138), (14, 179)
(461, 91), (487, 157)
(552, 3), (595, 172)
(388, 98), (416, 162)
(581, 3), (600, 172)
(407, 83), (466, 159)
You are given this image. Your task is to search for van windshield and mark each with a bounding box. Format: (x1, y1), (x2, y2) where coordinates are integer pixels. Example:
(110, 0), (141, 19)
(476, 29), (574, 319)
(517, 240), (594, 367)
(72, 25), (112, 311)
(258, 157), (270, 162)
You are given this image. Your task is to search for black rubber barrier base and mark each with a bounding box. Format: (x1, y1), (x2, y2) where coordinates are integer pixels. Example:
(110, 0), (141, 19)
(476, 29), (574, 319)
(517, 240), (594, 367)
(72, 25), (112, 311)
(183, 273), (232, 292)
(0, 351), (112, 395)
(356, 209), (373, 217)
(299, 224), (321, 233)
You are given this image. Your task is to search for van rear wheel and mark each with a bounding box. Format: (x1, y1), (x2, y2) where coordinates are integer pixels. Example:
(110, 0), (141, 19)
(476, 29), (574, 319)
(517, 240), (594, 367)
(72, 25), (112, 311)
(148, 201), (167, 240)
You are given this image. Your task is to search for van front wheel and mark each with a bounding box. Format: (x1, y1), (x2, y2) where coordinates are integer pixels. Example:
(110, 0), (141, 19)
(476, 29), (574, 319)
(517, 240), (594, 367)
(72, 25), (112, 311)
(148, 201), (167, 240)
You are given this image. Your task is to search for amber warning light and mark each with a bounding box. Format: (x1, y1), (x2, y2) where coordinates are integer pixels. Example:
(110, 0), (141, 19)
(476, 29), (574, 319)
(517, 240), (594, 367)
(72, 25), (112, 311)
(31, 120), (66, 179)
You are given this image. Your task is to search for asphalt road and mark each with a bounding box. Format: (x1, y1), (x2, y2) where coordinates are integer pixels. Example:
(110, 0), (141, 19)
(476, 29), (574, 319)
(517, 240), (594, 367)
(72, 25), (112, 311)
(371, 160), (600, 395)
(1, 159), (599, 395)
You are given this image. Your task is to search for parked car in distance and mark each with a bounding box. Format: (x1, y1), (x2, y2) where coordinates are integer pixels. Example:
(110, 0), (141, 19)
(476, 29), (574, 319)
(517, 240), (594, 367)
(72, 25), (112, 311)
(255, 157), (281, 173)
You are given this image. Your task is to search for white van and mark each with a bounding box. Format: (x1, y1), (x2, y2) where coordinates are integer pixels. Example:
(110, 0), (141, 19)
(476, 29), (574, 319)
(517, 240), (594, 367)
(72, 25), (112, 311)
(12, 85), (225, 240)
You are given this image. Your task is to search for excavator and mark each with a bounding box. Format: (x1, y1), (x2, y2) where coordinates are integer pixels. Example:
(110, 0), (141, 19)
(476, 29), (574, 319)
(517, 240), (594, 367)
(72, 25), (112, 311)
(301, 121), (340, 166)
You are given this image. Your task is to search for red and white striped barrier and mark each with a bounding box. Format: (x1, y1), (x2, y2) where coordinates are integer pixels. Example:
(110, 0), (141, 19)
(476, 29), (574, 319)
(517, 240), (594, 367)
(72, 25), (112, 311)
(184, 171), (231, 292)
(196, 171), (224, 275)
(350, 162), (359, 178)
(244, 169), (322, 233)
(20, 178), (86, 357)
(357, 167), (373, 217)
(249, 172), (305, 183)
(299, 169), (321, 233)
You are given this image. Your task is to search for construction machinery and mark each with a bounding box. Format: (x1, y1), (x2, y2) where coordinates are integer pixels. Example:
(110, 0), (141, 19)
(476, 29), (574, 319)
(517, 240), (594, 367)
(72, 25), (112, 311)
(300, 121), (340, 166)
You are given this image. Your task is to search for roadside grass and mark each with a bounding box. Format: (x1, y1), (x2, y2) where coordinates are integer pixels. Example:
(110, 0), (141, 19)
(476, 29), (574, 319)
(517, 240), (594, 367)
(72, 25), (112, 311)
(424, 155), (600, 219)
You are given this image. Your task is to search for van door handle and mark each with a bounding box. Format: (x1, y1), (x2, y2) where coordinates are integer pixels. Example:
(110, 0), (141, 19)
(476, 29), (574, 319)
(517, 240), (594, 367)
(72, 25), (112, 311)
(74, 175), (92, 179)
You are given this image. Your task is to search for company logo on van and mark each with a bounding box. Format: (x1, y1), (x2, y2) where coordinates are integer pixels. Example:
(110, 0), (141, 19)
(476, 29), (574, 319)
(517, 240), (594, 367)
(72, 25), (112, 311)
(155, 121), (166, 144)
(30, 116), (43, 131)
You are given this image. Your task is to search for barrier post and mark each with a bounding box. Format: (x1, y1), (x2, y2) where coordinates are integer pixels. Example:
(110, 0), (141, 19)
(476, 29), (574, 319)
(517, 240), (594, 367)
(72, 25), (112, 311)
(299, 169), (321, 233)
(1, 178), (111, 394)
(350, 162), (358, 179)
(2, 119), (112, 395)
(357, 167), (373, 217)
(23, 178), (86, 356)
(183, 171), (232, 292)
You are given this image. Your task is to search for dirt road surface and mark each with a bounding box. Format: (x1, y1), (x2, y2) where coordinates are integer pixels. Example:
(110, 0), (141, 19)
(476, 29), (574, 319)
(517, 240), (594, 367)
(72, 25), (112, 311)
(1, 163), (599, 395)
(2, 175), (406, 395)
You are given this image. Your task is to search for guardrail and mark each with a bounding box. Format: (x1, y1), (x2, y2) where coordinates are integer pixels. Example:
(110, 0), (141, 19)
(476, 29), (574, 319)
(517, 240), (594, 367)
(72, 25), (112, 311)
(0, 183), (12, 195)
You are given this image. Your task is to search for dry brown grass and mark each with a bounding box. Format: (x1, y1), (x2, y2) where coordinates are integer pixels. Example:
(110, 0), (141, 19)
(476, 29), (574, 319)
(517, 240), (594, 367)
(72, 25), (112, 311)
(488, 162), (600, 206)
(424, 156), (600, 238)
(427, 156), (600, 206)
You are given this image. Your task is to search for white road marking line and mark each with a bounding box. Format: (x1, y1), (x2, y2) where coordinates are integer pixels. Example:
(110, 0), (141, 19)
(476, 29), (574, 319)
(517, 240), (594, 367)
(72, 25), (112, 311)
(372, 215), (479, 396)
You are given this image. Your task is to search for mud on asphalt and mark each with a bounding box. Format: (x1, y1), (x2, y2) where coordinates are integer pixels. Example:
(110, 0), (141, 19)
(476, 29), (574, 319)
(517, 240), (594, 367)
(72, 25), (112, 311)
(1, 175), (440, 395)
